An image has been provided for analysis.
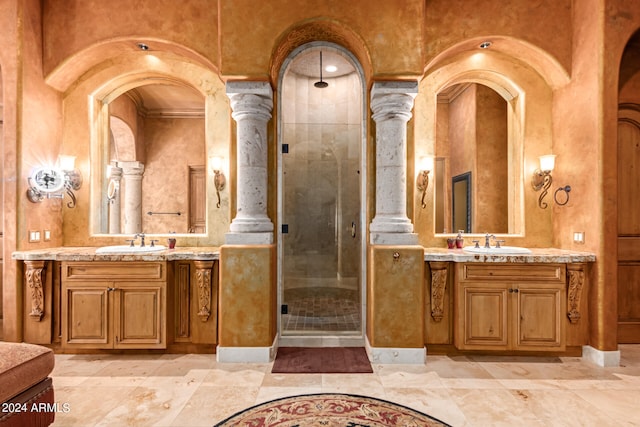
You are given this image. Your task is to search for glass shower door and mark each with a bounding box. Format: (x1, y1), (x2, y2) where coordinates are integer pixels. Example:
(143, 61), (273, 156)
(281, 122), (361, 335)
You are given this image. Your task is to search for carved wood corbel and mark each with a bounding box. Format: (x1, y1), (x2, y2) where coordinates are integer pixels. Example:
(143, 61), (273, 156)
(567, 263), (585, 324)
(25, 260), (46, 321)
(194, 261), (214, 322)
(428, 261), (448, 322)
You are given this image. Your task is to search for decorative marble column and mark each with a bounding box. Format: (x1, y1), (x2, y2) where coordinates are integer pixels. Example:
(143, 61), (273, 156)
(225, 81), (274, 245)
(369, 81), (419, 245)
(108, 165), (123, 234)
(119, 161), (144, 234)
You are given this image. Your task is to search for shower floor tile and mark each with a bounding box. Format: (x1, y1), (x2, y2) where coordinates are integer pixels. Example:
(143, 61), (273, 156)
(282, 287), (361, 332)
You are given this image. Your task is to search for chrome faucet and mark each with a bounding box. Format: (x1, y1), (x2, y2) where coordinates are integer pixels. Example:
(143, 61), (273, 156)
(135, 233), (146, 247)
(484, 233), (495, 248)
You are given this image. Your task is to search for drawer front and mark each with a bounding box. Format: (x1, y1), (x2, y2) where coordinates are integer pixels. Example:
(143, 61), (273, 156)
(63, 262), (165, 281)
(461, 263), (565, 283)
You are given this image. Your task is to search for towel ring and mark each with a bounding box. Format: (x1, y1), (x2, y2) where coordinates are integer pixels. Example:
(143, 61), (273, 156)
(554, 185), (571, 206)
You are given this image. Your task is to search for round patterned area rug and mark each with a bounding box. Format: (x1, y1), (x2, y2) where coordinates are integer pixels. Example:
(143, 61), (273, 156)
(214, 393), (451, 426)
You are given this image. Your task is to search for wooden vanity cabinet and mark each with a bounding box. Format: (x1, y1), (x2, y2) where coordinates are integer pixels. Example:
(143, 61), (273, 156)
(61, 262), (166, 350)
(454, 263), (566, 352)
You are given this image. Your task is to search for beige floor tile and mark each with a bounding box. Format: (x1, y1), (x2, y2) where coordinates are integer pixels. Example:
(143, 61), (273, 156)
(321, 373), (386, 398)
(170, 385), (259, 427)
(48, 345), (640, 426)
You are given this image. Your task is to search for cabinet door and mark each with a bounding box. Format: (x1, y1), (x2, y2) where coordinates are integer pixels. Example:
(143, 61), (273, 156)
(456, 283), (509, 349)
(113, 284), (166, 349)
(62, 283), (112, 348)
(515, 284), (565, 351)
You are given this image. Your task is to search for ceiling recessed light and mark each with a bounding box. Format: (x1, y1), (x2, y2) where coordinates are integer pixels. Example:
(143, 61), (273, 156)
(137, 43), (149, 51)
(479, 41), (492, 49)
(325, 65), (337, 73)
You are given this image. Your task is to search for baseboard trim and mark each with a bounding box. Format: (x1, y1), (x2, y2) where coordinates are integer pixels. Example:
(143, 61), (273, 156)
(365, 336), (426, 364)
(582, 345), (620, 367)
(216, 337), (278, 363)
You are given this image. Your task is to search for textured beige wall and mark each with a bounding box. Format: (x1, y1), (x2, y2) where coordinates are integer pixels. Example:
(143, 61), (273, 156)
(367, 246), (424, 348)
(142, 117), (205, 234)
(219, 0), (424, 80)
(42, 0), (219, 90)
(424, 0), (573, 74)
(476, 85), (508, 233)
(219, 245), (276, 347)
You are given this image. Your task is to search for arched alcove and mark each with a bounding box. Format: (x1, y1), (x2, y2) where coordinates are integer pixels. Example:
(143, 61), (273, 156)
(417, 39), (564, 246)
(58, 49), (229, 246)
(276, 41), (367, 341)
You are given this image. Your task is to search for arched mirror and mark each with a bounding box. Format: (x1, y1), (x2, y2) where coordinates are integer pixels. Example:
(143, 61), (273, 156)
(434, 82), (520, 235)
(97, 83), (206, 235)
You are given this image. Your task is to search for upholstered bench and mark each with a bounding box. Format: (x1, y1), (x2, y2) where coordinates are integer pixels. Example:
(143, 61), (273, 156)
(0, 342), (55, 427)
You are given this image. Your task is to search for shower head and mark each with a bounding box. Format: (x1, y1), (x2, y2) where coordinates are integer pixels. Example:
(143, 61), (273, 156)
(314, 51), (328, 89)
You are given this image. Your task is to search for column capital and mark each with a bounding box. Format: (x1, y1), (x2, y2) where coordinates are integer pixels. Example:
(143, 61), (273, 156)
(370, 81), (418, 122)
(117, 161), (144, 176)
(226, 81), (273, 122)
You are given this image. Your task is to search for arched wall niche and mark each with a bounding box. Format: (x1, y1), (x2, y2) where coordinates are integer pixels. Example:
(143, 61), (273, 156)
(416, 39), (565, 247)
(269, 19), (373, 88)
(45, 38), (217, 93)
(424, 36), (570, 90)
(109, 116), (136, 161)
(59, 49), (229, 246)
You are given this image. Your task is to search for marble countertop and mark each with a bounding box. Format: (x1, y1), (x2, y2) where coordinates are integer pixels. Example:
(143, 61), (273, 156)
(424, 247), (596, 263)
(12, 246), (220, 262)
(12, 246), (595, 264)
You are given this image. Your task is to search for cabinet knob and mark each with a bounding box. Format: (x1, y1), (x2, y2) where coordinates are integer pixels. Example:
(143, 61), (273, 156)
(107, 287), (116, 292)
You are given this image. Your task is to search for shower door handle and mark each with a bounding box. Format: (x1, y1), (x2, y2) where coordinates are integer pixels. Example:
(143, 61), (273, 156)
(351, 221), (357, 238)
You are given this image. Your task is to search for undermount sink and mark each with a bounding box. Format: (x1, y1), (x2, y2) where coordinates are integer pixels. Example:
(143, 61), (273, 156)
(95, 245), (166, 254)
(463, 246), (532, 254)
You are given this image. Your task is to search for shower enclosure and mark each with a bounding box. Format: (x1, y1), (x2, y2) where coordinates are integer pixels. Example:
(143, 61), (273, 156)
(279, 45), (364, 336)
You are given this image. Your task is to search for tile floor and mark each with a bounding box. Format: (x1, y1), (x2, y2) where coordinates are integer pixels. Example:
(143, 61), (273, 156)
(282, 287), (361, 332)
(49, 345), (640, 426)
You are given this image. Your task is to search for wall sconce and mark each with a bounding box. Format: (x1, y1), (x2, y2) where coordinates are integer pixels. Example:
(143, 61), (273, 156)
(27, 155), (83, 208)
(531, 154), (556, 209)
(210, 156), (226, 208)
(416, 156), (434, 209)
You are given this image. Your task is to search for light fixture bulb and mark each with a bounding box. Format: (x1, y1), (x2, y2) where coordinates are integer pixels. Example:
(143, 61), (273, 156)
(210, 156), (223, 172)
(58, 155), (76, 171)
(419, 156), (434, 173)
(539, 154), (556, 172)
(479, 41), (492, 49)
(325, 65), (337, 73)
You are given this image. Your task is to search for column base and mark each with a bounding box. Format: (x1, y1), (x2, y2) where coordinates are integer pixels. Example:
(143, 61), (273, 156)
(582, 345), (620, 367)
(225, 232), (273, 245)
(365, 336), (426, 364)
(217, 337), (278, 363)
(369, 232), (418, 245)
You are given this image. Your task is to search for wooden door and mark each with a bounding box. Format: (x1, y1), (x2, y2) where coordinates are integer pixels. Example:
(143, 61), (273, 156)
(515, 284), (565, 350)
(62, 284), (111, 348)
(456, 283), (509, 349)
(189, 165), (206, 233)
(113, 284), (165, 349)
(618, 119), (640, 343)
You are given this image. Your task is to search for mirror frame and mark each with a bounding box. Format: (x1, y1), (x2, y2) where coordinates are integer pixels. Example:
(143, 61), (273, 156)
(88, 75), (224, 240)
(432, 76), (525, 238)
